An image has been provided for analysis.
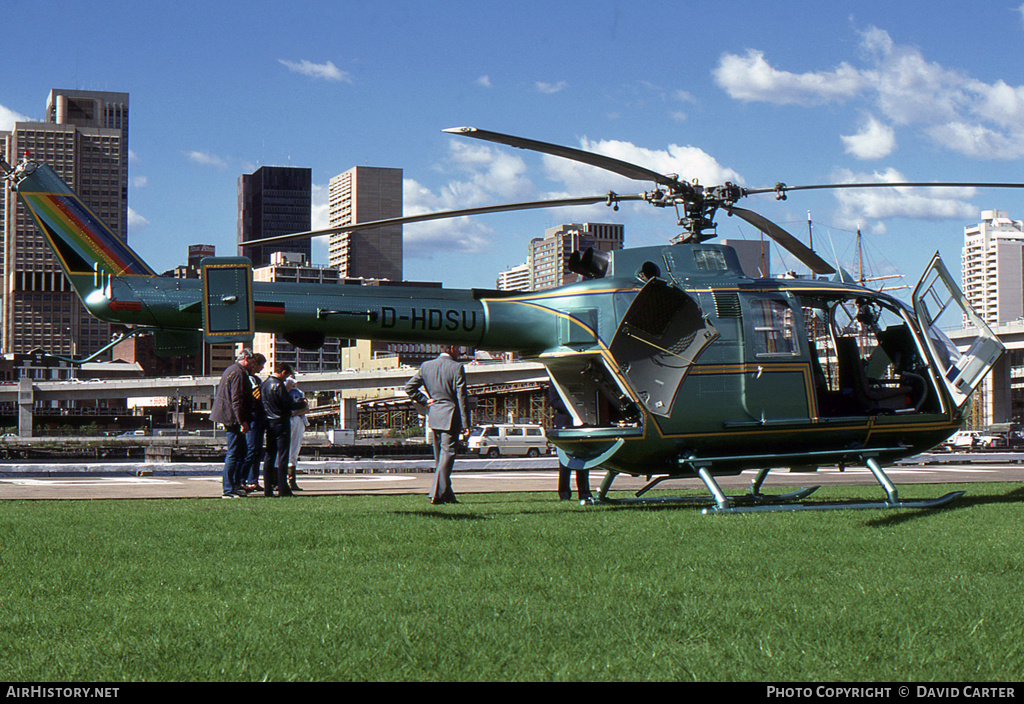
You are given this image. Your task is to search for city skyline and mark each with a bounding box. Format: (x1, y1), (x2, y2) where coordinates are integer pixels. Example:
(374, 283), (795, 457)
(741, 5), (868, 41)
(5, 2), (1024, 294)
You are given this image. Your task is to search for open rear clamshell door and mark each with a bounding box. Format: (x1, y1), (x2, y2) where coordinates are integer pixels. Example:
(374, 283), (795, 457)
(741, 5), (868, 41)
(608, 279), (718, 417)
(913, 253), (1005, 410)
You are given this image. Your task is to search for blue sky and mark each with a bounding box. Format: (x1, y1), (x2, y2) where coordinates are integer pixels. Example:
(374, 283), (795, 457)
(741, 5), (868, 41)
(5, 0), (1024, 294)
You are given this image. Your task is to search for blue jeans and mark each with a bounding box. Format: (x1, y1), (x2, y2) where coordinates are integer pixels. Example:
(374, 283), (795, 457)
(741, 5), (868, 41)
(222, 426), (248, 495)
(244, 415), (267, 486)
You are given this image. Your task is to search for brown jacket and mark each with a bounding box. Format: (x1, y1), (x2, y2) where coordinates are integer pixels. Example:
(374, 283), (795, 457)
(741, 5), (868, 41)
(210, 361), (252, 427)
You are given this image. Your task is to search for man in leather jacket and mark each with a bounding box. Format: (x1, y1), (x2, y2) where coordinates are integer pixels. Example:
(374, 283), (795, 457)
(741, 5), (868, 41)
(260, 362), (308, 497)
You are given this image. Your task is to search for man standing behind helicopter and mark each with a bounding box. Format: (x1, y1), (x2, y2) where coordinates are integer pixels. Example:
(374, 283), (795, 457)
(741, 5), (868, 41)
(405, 345), (470, 505)
(261, 362), (307, 497)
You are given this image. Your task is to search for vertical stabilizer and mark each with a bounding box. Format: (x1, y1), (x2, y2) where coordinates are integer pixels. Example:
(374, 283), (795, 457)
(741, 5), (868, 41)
(5, 158), (155, 279)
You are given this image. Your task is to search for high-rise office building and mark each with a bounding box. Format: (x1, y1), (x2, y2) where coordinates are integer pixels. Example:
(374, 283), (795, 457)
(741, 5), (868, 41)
(962, 210), (1024, 325)
(528, 223), (624, 291)
(1, 89), (129, 358)
(237, 166), (312, 268)
(327, 166), (402, 280)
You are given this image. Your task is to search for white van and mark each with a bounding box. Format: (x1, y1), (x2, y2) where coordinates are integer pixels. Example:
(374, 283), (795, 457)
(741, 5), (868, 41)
(466, 424), (548, 458)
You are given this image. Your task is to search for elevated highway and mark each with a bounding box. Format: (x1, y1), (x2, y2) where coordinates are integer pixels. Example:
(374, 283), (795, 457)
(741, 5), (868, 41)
(0, 361), (548, 437)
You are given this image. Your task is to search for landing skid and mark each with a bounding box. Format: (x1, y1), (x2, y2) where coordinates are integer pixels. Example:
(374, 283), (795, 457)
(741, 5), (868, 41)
(597, 469), (820, 508)
(701, 490), (966, 514)
(589, 457), (965, 514)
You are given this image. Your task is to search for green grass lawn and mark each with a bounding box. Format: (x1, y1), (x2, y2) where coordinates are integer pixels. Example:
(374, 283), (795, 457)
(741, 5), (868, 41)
(1, 483), (1022, 681)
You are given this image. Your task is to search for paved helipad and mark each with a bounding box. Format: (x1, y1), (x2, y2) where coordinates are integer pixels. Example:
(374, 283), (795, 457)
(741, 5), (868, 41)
(0, 456), (1022, 500)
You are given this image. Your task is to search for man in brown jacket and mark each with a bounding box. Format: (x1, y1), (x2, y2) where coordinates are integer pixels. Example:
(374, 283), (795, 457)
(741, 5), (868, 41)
(211, 348), (263, 498)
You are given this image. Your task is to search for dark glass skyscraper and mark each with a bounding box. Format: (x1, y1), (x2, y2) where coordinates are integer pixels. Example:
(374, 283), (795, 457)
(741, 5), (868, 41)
(237, 166), (312, 267)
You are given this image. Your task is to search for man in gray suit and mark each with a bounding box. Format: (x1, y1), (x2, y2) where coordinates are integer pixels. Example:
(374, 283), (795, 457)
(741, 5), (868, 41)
(405, 345), (470, 505)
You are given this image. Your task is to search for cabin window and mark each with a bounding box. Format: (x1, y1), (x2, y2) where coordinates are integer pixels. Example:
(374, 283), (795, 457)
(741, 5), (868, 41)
(693, 249), (728, 271)
(750, 298), (799, 358)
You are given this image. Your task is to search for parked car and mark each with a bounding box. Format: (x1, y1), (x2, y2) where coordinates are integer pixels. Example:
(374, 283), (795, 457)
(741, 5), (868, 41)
(940, 430), (981, 451)
(466, 423), (548, 458)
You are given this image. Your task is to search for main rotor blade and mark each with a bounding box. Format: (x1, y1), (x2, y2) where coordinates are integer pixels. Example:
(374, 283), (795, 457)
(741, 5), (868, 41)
(444, 126), (684, 191)
(243, 193), (643, 247)
(744, 181), (1024, 197)
(727, 206), (836, 276)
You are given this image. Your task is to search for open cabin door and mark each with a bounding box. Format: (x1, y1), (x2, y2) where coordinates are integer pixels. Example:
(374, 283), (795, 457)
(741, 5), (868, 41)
(913, 253), (1005, 410)
(608, 279), (718, 417)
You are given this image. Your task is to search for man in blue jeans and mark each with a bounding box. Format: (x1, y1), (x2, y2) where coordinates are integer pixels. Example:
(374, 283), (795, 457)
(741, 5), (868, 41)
(211, 349), (262, 498)
(242, 353), (268, 492)
(261, 362), (307, 497)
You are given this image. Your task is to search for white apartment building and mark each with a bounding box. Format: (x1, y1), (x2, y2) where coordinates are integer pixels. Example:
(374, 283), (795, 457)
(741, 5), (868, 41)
(496, 263), (530, 291)
(962, 210), (1024, 325)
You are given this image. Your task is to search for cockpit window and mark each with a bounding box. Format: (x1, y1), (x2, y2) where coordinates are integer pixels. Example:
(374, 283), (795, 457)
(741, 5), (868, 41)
(799, 293), (937, 416)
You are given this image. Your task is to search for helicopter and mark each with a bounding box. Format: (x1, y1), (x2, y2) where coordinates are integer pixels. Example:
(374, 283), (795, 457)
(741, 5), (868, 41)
(1, 127), (1015, 513)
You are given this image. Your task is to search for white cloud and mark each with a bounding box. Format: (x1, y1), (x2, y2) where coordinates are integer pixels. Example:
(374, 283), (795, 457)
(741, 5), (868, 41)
(438, 141), (533, 203)
(397, 143), (537, 258)
(311, 183), (330, 230)
(926, 122), (1024, 160)
(541, 137), (743, 195)
(0, 103), (29, 131)
(131, 175), (148, 188)
(402, 178), (493, 258)
(185, 150), (228, 169)
(713, 49), (867, 106)
(476, 75), (492, 88)
(278, 59), (352, 83)
(536, 81), (568, 94)
(128, 207), (150, 233)
(715, 27), (1024, 160)
(841, 115), (897, 159)
(831, 167), (977, 230)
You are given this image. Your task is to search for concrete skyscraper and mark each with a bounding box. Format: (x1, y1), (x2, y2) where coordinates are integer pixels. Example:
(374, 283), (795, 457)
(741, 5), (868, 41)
(528, 223), (624, 291)
(962, 210), (1024, 325)
(1, 89), (129, 359)
(327, 166), (403, 280)
(237, 166), (312, 268)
